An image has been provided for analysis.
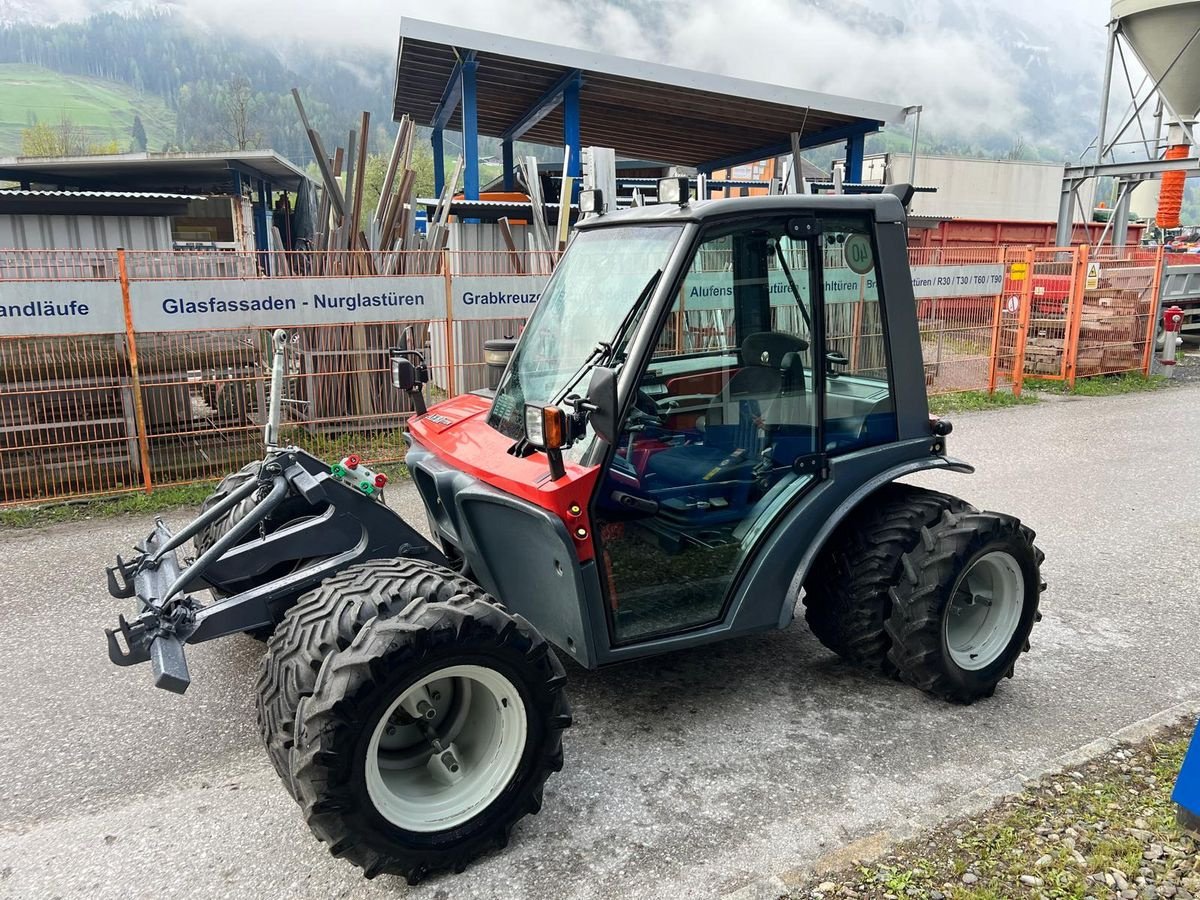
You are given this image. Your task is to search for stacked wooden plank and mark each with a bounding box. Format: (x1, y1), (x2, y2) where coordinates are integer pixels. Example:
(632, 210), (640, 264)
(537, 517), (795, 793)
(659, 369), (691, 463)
(1075, 290), (1150, 376)
(291, 92), (465, 428)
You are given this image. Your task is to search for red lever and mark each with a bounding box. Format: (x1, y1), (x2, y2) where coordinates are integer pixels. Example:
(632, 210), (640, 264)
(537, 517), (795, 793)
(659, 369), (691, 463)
(375, 473), (388, 488)
(346, 454), (361, 469)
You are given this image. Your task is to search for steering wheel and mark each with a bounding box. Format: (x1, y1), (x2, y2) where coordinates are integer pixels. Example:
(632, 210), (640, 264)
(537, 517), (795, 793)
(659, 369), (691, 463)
(625, 389), (664, 430)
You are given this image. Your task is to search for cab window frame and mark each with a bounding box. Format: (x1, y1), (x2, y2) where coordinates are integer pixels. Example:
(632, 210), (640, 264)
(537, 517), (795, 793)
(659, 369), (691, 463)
(590, 211), (830, 647)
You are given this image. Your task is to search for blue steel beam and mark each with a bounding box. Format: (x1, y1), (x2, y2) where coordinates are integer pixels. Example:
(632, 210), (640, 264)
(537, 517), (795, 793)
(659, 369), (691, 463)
(430, 50), (476, 131)
(502, 139), (515, 191)
(698, 120), (882, 173)
(563, 74), (581, 202)
(845, 131), (866, 183)
(501, 69), (584, 142)
(462, 59), (480, 202)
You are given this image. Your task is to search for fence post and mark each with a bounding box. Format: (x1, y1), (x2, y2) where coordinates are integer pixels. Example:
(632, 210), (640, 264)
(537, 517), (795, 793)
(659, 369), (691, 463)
(442, 249), (457, 398)
(1011, 246), (1036, 396)
(1063, 243), (1089, 390)
(986, 246), (1005, 393)
(1142, 244), (1166, 375)
(118, 248), (154, 494)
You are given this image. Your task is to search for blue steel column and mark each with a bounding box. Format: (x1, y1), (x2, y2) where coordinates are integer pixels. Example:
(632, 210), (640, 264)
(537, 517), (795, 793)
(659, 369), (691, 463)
(563, 75), (582, 201)
(462, 60), (480, 201)
(502, 139), (515, 191)
(845, 132), (866, 184)
(251, 178), (272, 273)
(432, 129), (445, 196)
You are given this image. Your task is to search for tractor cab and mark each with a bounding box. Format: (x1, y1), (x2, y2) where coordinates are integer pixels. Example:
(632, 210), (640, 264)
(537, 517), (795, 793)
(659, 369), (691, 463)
(406, 188), (955, 655)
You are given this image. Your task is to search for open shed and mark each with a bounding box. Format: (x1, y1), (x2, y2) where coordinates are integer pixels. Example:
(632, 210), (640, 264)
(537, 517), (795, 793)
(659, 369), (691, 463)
(0, 150), (315, 254)
(393, 18), (911, 200)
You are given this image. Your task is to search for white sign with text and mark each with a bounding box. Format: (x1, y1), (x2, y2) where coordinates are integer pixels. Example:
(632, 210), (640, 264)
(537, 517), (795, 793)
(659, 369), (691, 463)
(0, 280), (126, 336)
(127, 277), (446, 331)
(451, 275), (548, 320)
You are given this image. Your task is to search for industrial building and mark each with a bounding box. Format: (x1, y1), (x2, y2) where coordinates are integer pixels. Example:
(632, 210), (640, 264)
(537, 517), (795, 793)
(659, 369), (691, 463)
(0, 150), (316, 259)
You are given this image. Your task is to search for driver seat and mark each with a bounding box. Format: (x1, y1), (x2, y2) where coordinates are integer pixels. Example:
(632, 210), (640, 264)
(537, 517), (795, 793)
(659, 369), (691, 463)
(641, 332), (810, 492)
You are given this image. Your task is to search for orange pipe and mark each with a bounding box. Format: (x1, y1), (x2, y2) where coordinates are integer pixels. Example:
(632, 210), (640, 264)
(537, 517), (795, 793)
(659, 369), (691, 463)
(1158, 144), (1188, 229)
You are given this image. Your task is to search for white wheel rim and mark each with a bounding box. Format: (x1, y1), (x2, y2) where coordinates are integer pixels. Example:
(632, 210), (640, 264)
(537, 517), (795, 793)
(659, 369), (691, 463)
(365, 664), (528, 833)
(943, 550), (1025, 671)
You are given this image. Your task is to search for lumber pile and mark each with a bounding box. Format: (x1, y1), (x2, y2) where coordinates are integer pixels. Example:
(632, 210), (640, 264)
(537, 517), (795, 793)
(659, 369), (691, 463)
(290, 91), (462, 428)
(293, 90), (463, 272)
(1074, 287), (1152, 377)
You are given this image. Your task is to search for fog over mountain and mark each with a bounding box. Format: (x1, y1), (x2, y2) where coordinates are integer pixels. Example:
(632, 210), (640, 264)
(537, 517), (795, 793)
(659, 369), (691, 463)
(0, 0), (1126, 157)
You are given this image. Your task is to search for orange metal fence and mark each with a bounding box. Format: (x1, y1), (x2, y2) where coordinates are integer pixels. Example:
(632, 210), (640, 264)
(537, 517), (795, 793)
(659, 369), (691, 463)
(0, 244), (1167, 506)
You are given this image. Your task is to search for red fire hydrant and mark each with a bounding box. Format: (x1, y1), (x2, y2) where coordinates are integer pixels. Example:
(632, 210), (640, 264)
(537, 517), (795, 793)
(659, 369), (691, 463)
(1161, 305), (1184, 375)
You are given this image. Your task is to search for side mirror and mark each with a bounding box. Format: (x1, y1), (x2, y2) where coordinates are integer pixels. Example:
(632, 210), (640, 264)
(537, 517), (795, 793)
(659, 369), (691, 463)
(390, 347), (429, 414)
(391, 355), (417, 390)
(584, 366), (618, 445)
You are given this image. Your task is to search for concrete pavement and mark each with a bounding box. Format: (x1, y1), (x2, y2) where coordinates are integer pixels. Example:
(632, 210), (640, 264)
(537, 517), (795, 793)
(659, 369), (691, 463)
(1, 385), (1198, 899)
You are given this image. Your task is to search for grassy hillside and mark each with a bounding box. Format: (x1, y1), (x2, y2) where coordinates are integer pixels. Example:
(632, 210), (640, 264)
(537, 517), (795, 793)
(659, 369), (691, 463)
(0, 64), (175, 156)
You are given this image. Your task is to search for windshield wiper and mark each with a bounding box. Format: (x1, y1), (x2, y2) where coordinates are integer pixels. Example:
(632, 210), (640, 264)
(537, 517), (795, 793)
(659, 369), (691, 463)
(596, 269), (663, 367)
(507, 269), (665, 459)
(553, 268), (663, 406)
(771, 239), (814, 335)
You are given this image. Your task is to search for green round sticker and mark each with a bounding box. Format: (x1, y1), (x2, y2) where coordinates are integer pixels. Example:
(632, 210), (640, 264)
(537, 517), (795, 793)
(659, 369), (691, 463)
(843, 233), (874, 275)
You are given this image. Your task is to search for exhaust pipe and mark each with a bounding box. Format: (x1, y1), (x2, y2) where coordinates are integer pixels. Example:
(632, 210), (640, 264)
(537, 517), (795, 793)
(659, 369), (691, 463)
(484, 338), (517, 390)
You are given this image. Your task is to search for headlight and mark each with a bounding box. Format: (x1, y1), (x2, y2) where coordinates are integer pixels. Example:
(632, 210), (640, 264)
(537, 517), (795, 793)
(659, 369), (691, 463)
(579, 188), (603, 215)
(524, 404), (545, 446)
(657, 176), (689, 206)
(524, 403), (569, 450)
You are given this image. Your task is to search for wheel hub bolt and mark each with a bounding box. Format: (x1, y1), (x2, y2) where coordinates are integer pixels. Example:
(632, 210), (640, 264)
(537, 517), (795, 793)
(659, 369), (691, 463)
(440, 750), (460, 773)
(416, 699), (436, 719)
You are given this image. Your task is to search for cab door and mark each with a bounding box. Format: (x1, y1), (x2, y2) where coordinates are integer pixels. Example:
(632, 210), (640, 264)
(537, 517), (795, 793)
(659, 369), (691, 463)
(592, 214), (825, 644)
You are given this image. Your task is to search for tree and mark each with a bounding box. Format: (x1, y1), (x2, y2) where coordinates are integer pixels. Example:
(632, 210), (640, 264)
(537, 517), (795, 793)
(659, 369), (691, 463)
(20, 122), (62, 157)
(131, 114), (148, 152)
(21, 114), (126, 158)
(220, 77), (262, 150)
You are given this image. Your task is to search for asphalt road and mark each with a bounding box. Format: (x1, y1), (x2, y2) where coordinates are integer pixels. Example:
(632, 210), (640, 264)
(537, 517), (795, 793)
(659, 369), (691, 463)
(2, 385), (1199, 900)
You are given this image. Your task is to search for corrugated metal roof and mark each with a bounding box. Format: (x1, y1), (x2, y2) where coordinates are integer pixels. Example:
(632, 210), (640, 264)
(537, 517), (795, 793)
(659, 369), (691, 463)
(0, 150), (312, 193)
(0, 189), (205, 200)
(395, 18), (911, 170)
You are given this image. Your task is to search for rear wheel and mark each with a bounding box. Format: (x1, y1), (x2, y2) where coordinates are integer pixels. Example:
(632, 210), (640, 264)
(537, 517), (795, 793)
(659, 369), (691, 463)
(803, 484), (974, 672)
(885, 508), (1045, 703)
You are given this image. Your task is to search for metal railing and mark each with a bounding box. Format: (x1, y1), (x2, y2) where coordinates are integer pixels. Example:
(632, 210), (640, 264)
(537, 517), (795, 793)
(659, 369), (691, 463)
(0, 244), (1165, 506)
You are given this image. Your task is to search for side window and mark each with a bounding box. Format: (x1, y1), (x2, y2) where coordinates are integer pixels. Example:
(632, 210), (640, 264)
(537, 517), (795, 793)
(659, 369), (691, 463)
(821, 219), (898, 452)
(596, 217), (820, 644)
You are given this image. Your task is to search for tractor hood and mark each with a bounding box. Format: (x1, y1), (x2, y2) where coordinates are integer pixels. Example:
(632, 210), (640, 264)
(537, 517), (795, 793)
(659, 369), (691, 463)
(405, 393), (603, 562)
(410, 393), (491, 434)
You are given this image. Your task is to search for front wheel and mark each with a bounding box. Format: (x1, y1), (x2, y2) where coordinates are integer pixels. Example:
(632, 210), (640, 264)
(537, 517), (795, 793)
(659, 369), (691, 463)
(885, 508), (1045, 703)
(287, 595), (571, 882)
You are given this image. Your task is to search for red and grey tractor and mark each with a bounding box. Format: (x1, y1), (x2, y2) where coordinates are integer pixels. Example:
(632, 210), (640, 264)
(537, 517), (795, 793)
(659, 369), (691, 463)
(105, 183), (1044, 883)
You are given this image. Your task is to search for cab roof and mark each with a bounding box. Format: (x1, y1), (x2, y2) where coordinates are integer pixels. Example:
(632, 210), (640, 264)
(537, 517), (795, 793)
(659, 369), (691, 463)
(574, 192), (909, 230)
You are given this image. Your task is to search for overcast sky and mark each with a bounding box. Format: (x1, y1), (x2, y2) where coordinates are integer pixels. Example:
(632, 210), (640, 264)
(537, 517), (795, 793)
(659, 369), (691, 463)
(61, 0), (1123, 140)
(205, 0), (1117, 135)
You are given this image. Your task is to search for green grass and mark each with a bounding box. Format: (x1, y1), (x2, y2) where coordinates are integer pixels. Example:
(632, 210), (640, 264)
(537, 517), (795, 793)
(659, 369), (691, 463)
(1025, 372), (1168, 396)
(0, 64), (176, 156)
(0, 482), (216, 529)
(0, 449), (411, 530)
(792, 723), (1198, 900)
(928, 390), (1040, 415)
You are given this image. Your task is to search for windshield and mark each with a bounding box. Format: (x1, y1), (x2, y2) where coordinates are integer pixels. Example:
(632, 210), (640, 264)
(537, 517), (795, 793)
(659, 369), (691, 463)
(487, 224), (684, 440)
